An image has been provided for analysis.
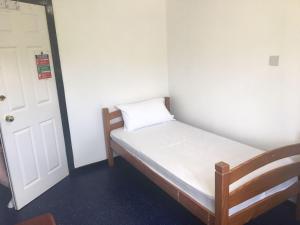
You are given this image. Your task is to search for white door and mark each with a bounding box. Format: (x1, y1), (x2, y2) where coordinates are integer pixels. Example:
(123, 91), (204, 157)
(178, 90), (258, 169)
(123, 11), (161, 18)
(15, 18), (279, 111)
(0, 2), (69, 210)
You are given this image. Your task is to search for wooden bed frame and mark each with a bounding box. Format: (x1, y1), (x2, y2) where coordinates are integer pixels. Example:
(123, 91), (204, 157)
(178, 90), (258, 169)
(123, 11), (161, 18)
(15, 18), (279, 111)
(102, 97), (300, 225)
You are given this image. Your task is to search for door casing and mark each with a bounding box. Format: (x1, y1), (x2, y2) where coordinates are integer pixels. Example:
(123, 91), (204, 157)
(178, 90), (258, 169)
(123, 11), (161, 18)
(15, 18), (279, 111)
(15, 0), (75, 171)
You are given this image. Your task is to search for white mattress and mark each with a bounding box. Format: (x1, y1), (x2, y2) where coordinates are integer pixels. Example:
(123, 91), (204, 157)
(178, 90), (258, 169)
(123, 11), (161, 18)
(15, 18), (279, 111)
(111, 120), (297, 215)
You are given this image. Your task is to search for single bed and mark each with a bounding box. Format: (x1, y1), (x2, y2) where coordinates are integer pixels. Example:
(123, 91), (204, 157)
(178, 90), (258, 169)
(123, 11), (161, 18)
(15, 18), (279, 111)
(102, 97), (300, 225)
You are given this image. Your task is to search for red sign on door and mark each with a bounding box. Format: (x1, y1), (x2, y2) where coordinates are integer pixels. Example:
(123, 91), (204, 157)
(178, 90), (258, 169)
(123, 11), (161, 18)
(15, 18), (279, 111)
(36, 53), (52, 80)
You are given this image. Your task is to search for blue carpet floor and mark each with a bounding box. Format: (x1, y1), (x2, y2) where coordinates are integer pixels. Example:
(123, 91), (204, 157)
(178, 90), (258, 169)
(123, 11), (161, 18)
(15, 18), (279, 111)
(0, 157), (299, 225)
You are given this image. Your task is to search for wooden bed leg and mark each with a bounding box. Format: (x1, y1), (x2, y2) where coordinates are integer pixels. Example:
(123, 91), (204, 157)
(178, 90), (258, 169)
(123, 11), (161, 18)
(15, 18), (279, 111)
(297, 198), (300, 221)
(215, 162), (230, 225)
(296, 177), (300, 221)
(107, 148), (114, 167)
(102, 108), (114, 167)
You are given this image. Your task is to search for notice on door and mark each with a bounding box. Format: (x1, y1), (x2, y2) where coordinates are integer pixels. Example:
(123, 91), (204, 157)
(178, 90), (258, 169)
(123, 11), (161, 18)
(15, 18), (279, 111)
(35, 53), (52, 80)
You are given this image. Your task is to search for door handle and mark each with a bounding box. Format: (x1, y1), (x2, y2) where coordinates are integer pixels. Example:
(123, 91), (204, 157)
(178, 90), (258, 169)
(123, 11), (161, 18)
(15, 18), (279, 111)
(5, 115), (15, 122)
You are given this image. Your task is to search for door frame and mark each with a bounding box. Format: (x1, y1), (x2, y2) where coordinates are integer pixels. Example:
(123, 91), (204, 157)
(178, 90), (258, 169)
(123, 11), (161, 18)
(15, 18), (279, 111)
(15, 0), (75, 171)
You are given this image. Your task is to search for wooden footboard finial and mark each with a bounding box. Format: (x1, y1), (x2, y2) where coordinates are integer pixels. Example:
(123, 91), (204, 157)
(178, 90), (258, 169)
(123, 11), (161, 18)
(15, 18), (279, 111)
(215, 162), (230, 225)
(102, 108), (114, 167)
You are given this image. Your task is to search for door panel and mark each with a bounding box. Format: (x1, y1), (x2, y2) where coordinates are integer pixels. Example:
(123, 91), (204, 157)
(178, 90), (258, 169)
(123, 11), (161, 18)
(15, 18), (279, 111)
(14, 127), (39, 187)
(27, 47), (51, 104)
(0, 13), (12, 31)
(0, 3), (69, 210)
(0, 48), (26, 111)
(22, 14), (40, 33)
(40, 119), (61, 173)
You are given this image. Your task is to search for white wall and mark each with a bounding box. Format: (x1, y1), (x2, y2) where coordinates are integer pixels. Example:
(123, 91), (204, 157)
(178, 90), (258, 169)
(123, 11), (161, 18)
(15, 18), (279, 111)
(52, 0), (169, 168)
(167, 0), (300, 150)
(53, 0), (300, 167)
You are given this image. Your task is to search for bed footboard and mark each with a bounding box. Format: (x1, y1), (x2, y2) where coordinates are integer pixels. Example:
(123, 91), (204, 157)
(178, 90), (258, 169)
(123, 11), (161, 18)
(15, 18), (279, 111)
(215, 143), (300, 225)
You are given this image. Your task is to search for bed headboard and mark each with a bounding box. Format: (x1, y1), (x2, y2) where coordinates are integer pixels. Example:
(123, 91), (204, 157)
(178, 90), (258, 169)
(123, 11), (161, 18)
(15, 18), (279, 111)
(102, 97), (170, 166)
(102, 97), (170, 134)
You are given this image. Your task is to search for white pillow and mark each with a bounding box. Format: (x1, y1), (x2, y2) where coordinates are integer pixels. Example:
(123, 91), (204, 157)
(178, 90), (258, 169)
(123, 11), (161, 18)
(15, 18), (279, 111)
(117, 98), (174, 131)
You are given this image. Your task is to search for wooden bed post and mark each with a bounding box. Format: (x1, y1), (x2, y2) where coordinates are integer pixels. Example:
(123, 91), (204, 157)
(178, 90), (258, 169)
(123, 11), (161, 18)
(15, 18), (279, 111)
(215, 162), (230, 225)
(102, 108), (114, 167)
(165, 97), (171, 112)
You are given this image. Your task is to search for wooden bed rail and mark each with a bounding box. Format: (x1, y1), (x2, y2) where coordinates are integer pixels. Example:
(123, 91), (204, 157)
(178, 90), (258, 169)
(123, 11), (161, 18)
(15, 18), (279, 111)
(230, 144), (300, 183)
(215, 143), (300, 225)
